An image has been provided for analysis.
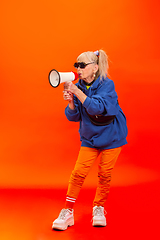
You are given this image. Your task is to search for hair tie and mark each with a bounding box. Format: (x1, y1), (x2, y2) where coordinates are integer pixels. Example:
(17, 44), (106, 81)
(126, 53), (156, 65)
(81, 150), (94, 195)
(94, 50), (99, 57)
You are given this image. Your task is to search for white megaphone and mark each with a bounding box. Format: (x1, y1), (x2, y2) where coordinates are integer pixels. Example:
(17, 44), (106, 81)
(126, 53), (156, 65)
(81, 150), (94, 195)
(48, 69), (79, 88)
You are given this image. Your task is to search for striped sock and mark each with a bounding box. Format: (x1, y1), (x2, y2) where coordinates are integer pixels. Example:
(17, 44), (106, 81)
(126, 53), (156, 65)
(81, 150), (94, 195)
(65, 196), (76, 209)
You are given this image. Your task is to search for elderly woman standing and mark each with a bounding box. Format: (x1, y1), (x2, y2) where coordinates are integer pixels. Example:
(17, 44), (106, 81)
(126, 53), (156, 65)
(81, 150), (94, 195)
(52, 50), (128, 230)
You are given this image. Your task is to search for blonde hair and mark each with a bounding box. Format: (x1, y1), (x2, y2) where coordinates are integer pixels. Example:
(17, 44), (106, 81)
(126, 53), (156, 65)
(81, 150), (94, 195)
(77, 49), (109, 80)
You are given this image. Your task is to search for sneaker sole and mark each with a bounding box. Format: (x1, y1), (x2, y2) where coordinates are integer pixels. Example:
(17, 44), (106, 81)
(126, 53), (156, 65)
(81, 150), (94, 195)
(52, 218), (74, 231)
(92, 219), (107, 227)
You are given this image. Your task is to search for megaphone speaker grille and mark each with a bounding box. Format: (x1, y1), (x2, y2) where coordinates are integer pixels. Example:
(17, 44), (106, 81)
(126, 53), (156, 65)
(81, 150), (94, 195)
(48, 69), (60, 88)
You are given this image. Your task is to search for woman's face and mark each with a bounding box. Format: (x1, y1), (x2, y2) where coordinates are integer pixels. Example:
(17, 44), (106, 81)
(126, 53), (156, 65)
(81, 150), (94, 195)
(76, 56), (98, 84)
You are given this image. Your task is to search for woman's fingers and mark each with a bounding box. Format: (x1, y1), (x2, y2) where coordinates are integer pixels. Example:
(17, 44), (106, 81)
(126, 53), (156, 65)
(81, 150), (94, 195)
(63, 91), (73, 101)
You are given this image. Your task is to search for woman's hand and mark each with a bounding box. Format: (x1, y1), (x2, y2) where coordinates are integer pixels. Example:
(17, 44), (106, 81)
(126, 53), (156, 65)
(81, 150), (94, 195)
(64, 82), (78, 94)
(63, 82), (73, 101)
(64, 81), (87, 105)
(63, 82), (75, 110)
(63, 90), (73, 102)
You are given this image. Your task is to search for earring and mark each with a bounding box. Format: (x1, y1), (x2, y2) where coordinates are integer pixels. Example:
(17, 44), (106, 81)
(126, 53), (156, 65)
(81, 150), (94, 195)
(93, 73), (96, 78)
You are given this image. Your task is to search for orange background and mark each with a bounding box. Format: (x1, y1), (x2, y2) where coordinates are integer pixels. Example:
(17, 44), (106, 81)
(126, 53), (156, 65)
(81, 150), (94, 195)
(0, 0), (160, 188)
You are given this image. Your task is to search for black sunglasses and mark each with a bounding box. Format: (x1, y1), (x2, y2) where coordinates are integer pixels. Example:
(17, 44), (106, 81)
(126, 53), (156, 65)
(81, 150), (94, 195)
(74, 62), (95, 69)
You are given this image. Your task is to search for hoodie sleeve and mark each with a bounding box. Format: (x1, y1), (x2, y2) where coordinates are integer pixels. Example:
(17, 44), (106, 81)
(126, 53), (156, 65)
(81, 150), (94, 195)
(82, 80), (119, 116)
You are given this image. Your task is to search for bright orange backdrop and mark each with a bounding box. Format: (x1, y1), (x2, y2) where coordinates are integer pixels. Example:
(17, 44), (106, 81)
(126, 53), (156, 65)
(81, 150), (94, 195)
(0, 0), (160, 188)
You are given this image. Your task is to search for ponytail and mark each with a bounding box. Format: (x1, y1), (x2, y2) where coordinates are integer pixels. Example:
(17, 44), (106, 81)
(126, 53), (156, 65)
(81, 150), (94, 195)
(98, 49), (109, 80)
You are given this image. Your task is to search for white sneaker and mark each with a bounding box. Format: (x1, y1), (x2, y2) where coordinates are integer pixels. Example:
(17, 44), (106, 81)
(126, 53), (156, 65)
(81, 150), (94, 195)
(52, 209), (74, 230)
(92, 206), (107, 227)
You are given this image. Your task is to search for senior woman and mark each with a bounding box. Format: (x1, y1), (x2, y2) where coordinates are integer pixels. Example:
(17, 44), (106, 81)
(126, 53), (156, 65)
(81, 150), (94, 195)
(52, 49), (128, 230)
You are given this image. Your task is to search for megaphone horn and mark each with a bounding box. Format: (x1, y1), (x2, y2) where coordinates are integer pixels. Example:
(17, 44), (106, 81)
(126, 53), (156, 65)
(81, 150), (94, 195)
(48, 69), (79, 88)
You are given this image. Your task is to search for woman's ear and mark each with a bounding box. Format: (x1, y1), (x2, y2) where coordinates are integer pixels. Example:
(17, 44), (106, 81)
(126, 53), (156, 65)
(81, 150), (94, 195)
(94, 64), (99, 72)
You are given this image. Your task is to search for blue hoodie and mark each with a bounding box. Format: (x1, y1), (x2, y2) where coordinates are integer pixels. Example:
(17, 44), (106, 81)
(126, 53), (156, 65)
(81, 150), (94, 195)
(65, 76), (128, 149)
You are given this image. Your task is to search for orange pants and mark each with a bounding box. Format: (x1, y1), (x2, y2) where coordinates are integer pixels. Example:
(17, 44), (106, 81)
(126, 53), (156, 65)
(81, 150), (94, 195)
(66, 146), (122, 208)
